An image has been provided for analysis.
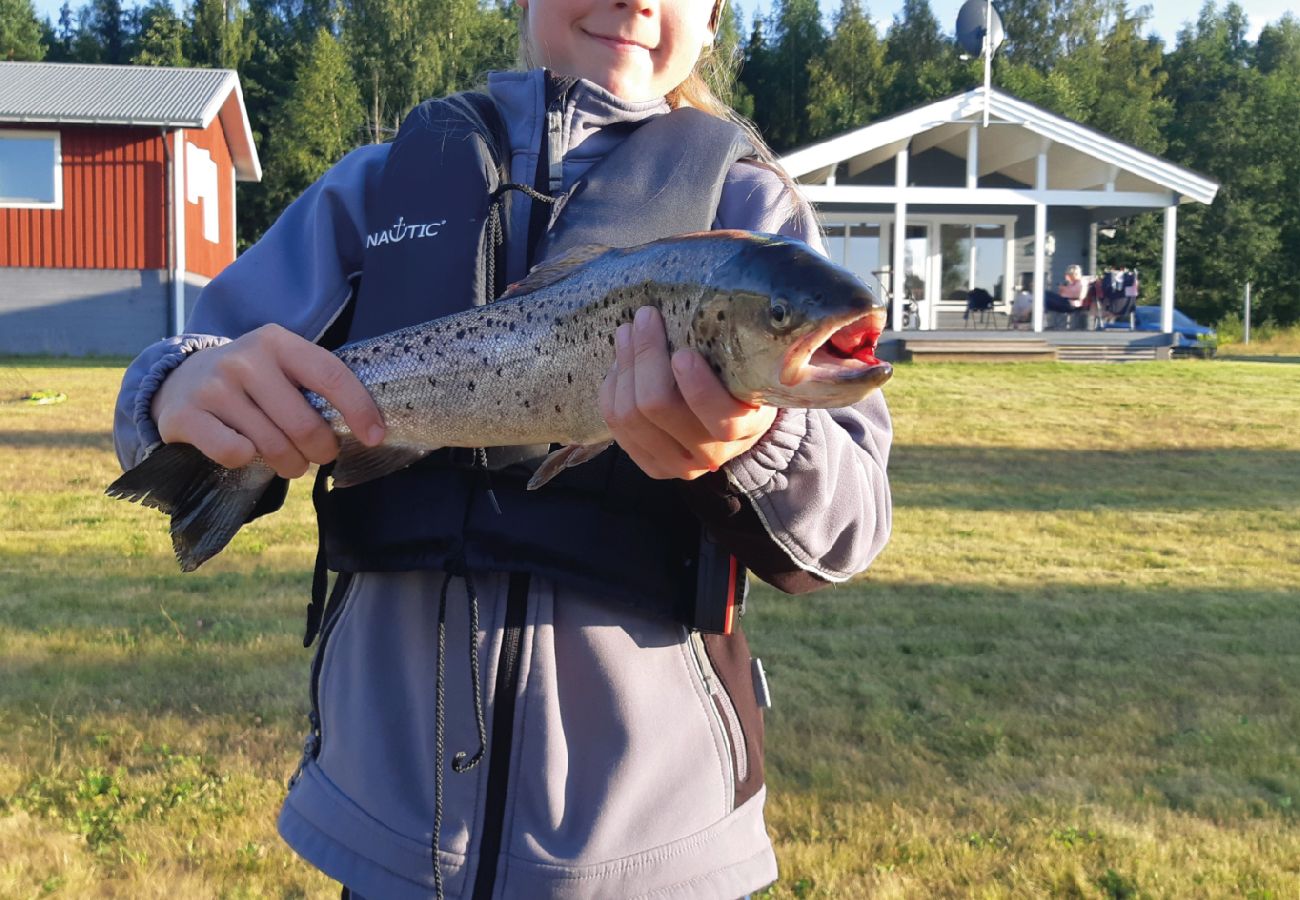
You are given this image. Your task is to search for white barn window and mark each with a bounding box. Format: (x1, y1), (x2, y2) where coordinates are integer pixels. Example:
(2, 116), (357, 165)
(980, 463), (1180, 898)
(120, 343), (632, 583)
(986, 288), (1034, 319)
(0, 130), (62, 209)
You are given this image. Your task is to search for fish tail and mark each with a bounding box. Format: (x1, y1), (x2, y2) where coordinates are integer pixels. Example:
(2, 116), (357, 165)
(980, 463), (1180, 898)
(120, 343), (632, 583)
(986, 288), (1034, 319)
(106, 444), (276, 572)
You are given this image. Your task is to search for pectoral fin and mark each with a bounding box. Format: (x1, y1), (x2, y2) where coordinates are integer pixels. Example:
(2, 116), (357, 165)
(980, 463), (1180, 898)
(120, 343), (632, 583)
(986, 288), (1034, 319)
(331, 439), (432, 488)
(527, 440), (614, 490)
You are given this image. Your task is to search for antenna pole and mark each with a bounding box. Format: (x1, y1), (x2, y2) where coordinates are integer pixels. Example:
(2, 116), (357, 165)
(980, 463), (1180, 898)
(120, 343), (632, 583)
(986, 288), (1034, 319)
(983, 0), (993, 127)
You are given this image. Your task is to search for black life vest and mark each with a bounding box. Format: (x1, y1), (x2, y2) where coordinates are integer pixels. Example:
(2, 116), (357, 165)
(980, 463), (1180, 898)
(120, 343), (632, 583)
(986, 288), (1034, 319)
(309, 81), (754, 639)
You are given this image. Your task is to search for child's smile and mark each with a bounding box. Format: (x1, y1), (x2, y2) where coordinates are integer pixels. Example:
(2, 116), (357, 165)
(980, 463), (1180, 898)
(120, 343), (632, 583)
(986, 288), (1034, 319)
(519, 0), (717, 101)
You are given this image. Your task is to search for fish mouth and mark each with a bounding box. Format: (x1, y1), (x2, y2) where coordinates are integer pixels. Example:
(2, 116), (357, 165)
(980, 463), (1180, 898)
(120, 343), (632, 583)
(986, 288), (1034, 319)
(780, 307), (891, 387)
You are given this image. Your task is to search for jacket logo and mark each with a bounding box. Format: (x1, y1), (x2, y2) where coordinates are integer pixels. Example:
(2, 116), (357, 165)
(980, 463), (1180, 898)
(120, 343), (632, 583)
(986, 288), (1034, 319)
(367, 216), (447, 248)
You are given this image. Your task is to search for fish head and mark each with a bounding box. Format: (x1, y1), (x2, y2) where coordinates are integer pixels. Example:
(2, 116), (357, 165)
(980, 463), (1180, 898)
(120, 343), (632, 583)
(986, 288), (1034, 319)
(697, 234), (892, 408)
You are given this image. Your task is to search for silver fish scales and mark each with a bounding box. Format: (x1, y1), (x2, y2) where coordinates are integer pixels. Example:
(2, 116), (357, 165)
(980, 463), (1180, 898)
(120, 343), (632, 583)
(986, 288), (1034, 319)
(108, 231), (892, 571)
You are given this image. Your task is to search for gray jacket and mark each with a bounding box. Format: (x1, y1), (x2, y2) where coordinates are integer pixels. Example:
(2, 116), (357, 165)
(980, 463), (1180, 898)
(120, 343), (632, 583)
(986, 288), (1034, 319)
(113, 70), (892, 899)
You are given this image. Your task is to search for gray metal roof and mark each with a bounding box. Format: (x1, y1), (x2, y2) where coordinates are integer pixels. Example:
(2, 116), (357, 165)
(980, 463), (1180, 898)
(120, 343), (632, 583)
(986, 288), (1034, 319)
(0, 62), (261, 181)
(0, 61), (235, 127)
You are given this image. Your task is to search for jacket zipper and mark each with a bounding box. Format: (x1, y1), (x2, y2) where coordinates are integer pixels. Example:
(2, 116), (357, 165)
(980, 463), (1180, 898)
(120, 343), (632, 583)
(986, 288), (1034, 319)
(687, 630), (746, 810)
(469, 572), (529, 900)
(289, 571), (355, 789)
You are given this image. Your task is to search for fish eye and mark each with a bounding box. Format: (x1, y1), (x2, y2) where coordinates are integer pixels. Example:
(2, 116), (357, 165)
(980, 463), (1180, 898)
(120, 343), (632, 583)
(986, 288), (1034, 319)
(770, 298), (790, 328)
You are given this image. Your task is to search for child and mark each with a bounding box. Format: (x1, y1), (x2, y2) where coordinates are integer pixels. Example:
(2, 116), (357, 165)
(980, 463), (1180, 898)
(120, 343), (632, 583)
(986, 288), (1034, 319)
(113, 0), (893, 895)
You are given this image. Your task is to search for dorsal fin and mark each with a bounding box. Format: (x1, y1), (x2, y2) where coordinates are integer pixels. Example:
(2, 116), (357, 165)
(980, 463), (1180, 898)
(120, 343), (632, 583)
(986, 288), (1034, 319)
(499, 244), (612, 299)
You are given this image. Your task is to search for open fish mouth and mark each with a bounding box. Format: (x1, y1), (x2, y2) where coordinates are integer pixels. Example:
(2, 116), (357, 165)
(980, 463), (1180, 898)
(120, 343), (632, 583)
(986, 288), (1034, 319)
(781, 307), (891, 387)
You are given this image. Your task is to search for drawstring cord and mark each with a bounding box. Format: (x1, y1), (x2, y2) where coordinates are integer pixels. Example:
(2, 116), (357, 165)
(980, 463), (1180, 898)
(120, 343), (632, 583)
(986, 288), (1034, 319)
(432, 564), (488, 898)
(430, 181), (555, 897)
(484, 181), (558, 305)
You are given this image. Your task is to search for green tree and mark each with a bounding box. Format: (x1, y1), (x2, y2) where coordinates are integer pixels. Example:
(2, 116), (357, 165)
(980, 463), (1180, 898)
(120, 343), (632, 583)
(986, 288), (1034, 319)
(753, 0), (826, 150)
(263, 27), (365, 216)
(1158, 2), (1289, 324)
(883, 0), (966, 113)
(709, 3), (754, 119)
(187, 0), (257, 70)
(131, 0), (185, 65)
(806, 0), (892, 140)
(0, 0), (45, 59)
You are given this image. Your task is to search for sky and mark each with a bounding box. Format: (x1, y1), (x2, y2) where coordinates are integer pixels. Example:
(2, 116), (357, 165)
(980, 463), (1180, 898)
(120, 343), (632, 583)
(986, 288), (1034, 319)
(28, 0), (1294, 46)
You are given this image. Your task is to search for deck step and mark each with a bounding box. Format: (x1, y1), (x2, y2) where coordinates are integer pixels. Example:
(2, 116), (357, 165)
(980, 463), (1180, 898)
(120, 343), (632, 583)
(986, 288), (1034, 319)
(1055, 344), (1168, 363)
(901, 340), (1057, 363)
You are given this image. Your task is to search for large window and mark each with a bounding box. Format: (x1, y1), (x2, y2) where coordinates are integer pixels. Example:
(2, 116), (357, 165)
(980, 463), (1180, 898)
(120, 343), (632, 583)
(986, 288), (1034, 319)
(0, 130), (61, 208)
(824, 222), (885, 298)
(940, 222), (1007, 300)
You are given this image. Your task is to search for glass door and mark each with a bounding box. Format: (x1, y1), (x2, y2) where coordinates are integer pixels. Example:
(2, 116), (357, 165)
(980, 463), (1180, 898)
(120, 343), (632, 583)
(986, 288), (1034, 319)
(903, 224), (932, 329)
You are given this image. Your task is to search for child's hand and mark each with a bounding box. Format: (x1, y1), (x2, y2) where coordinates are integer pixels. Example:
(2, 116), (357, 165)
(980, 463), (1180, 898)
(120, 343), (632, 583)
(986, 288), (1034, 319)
(599, 307), (777, 481)
(151, 324), (386, 478)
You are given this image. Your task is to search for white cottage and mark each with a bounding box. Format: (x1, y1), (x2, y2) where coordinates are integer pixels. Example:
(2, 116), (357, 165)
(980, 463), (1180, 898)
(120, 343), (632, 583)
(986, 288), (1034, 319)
(781, 86), (1218, 338)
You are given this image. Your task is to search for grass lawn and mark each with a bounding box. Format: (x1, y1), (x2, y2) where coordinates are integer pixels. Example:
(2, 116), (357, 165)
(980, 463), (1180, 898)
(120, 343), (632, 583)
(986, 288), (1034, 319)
(1, 356), (1297, 898)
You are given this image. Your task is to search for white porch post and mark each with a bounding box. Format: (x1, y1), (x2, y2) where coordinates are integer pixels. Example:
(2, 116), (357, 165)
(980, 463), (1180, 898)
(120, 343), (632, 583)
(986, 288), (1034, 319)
(1032, 203), (1046, 332)
(966, 126), (978, 189)
(1003, 234), (1015, 310)
(1032, 141), (1049, 333)
(891, 144), (909, 332)
(1162, 203), (1177, 334)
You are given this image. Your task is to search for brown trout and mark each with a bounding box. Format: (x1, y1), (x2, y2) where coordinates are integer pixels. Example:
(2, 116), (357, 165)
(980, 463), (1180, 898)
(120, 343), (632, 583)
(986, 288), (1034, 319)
(108, 231), (892, 571)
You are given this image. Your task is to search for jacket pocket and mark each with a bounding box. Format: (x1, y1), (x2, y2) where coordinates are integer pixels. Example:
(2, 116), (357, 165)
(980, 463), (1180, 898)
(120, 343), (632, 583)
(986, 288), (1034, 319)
(289, 572), (356, 789)
(686, 630), (748, 811)
(702, 626), (766, 810)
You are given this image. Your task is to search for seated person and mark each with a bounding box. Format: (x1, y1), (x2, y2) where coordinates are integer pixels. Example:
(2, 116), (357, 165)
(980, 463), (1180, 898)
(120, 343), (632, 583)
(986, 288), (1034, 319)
(1010, 288), (1033, 325)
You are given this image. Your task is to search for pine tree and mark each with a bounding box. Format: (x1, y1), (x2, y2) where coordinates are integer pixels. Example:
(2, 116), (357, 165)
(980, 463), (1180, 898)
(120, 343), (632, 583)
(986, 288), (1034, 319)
(131, 0), (185, 65)
(0, 0), (45, 59)
(806, 0), (892, 140)
(188, 0), (257, 71)
(754, 0), (827, 150)
(883, 0), (965, 113)
(264, 26), (365, 215)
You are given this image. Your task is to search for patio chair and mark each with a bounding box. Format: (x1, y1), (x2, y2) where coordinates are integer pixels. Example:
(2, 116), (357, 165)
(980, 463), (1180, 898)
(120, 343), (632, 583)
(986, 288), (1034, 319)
(962, 288), (1002, 329)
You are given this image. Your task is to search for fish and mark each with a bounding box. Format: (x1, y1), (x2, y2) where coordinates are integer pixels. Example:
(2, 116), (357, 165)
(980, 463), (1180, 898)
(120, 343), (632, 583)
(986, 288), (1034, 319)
(107, 230), (892, 571)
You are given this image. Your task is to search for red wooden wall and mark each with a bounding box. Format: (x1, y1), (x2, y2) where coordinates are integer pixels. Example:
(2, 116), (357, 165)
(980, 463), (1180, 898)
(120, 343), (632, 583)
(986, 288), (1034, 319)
(1, 120), (239, 276)
(0, 124), (167, 270)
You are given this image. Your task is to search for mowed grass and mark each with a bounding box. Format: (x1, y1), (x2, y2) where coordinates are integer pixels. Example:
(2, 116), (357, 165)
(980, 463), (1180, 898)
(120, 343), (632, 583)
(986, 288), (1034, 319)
(1, 357), (1298, 898)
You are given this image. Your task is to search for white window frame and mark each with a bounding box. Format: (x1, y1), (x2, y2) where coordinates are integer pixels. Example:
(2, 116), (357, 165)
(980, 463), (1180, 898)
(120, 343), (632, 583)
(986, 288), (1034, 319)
(819, 211), (1019, 325)
(0, 129), (63, 210)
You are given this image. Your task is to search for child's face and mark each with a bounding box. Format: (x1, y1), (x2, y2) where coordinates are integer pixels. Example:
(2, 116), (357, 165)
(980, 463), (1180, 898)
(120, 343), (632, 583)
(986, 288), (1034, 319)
(518, 0), (716, 101)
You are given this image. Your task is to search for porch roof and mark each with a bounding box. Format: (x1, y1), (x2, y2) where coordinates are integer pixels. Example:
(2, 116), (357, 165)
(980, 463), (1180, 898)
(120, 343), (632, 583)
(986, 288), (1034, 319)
(781, 87), (1217, 207)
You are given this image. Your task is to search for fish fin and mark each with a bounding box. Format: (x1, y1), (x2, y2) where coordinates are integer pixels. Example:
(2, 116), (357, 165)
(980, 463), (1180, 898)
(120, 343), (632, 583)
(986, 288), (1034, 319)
(106, 443), (275, 572)
(500, 244), (612, 298)
(331, 438), (431, 489)
(527, 440), (614, 490)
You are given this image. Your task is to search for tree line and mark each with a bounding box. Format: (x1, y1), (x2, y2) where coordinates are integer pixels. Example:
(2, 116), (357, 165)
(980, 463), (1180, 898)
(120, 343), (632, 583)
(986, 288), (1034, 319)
(2, 0), (1296, 325)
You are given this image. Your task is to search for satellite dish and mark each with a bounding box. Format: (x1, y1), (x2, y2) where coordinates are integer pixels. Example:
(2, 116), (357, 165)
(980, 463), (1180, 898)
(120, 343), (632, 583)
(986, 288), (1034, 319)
(956, 0), (1005, 57)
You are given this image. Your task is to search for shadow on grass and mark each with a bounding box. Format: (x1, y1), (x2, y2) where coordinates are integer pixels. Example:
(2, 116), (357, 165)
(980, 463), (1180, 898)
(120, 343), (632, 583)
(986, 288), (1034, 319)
(0, 429), (114, 450)
(1216, 354), (1300, 364)
(892, 446), (1300, 510)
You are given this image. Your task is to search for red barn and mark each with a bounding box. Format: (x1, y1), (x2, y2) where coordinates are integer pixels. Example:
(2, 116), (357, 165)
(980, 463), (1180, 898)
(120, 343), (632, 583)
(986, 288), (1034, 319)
(0, 62), (261, 355)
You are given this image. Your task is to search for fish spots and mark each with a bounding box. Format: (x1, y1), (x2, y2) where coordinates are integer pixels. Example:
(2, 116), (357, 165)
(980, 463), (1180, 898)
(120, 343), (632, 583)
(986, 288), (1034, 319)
(554, 404), (562, 414)
(467, 381), (476, 392)
(716, 311), (726, 321)
(405, 401), (414, 410)
(524, 400), (531, 408)
(423, 335), (432, 345)
(567, 373), (573, 384)
(427, 376), (437, 387)
(456, 329), (466, 339)
(496, 367), (503, 377)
